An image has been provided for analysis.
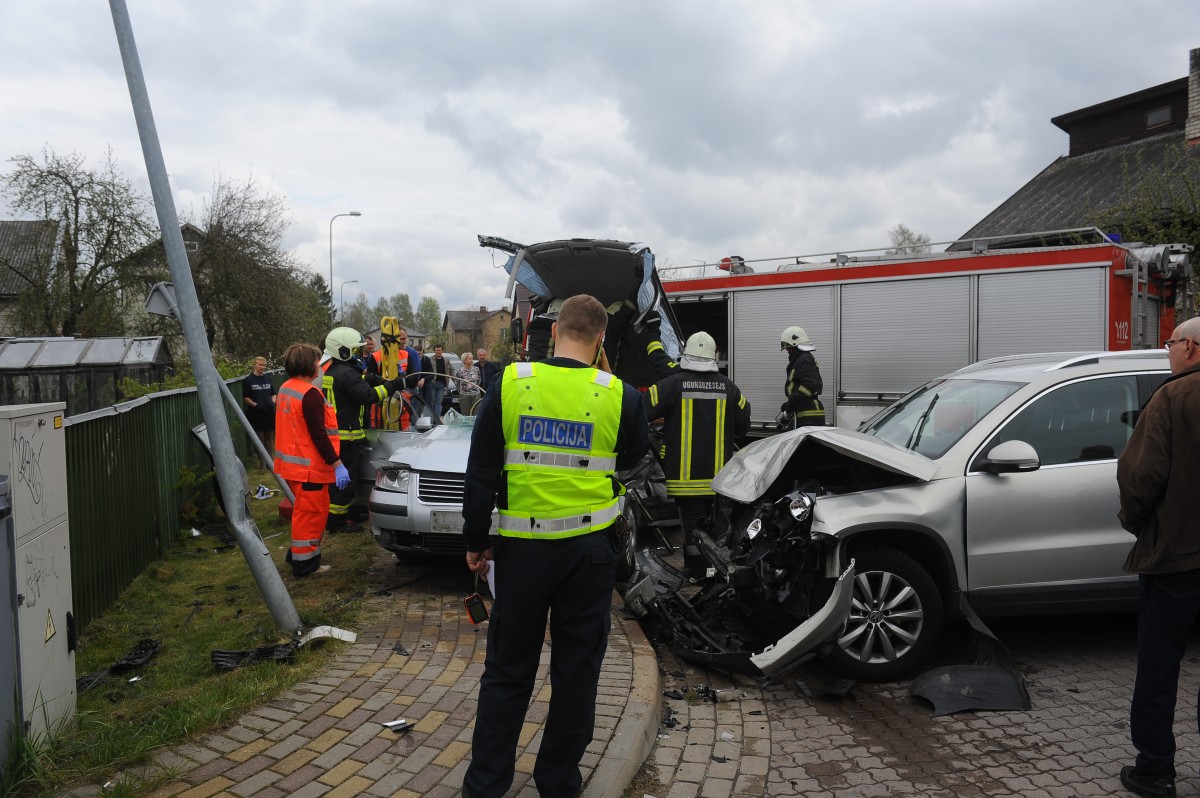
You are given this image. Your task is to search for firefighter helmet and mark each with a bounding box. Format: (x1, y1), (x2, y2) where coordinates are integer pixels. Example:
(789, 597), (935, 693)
(325, 326), (366, 361)
(780, 326), (815, 351)
(683, 331), (717, 360)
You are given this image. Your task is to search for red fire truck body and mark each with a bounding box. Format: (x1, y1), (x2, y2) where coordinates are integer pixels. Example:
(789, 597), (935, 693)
(661, 236), (1187, 429)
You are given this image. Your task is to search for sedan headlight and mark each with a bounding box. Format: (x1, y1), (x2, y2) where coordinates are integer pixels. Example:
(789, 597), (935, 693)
(374, 463), (412, 493)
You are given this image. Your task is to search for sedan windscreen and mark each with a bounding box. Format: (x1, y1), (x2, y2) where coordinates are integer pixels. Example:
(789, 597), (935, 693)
(861, 378), (1022, 459)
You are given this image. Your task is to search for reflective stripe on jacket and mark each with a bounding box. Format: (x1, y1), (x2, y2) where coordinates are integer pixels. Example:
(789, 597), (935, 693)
(322, 358), (389, 441)
(497, 361), (624, 539)
(646, 369), (750, 497)
(274, 377), (339, 483)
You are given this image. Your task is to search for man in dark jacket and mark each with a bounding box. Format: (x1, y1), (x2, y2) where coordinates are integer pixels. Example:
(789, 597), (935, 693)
(646, 331), (750, 577)
(780, 325), (825, 428)
(1116, 316), (1200, 798)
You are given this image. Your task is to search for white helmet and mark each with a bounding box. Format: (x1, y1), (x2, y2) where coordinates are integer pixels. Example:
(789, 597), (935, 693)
(780, 325), (815, 351)
(325, 326), (366, 361)
(682, 331), (717, 360)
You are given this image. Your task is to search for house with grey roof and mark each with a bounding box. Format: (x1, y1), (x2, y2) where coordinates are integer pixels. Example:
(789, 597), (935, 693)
(959, 47), (1200, 247)
(0, 219), (61, 336)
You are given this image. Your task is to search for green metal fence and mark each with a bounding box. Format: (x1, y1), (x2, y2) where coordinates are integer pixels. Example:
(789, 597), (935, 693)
(64, 378), (257, 629)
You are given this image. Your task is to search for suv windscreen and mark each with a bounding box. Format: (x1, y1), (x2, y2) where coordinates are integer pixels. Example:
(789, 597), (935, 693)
(862, 378), (1023, 459)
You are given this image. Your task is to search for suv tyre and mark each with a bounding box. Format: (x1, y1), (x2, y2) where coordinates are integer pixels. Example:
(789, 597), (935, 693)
(823, 548), (944, 682)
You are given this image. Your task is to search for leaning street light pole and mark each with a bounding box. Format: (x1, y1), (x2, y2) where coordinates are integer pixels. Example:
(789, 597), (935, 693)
(109, 0), (302, 634)
(329, 212), (362, 321)
(339, 279), (359, 325)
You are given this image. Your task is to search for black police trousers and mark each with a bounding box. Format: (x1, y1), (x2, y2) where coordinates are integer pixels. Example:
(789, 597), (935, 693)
(464, 529), (616, 798)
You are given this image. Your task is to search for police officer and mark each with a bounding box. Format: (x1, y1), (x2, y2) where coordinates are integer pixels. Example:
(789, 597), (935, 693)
(274, 342), (347, 577)
(461, 294), (649, 798)
(780, 325), (826, 428)
(646, 331), (750, 577)
(321, 327), (400, 532)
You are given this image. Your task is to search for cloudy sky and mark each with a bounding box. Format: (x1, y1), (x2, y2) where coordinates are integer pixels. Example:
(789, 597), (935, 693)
(2, 1), (1197, 318)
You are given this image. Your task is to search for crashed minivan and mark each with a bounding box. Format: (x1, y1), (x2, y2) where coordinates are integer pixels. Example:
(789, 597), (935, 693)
(627, 349), (1169, 681)
(368, 237), (684, 560)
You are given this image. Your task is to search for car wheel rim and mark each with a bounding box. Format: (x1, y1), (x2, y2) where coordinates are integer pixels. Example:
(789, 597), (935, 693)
(837, 569), (924, 665)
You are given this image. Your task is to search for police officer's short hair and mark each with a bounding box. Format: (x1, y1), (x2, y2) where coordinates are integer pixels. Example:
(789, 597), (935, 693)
(557, 294), (607, 343)
(282, 342), (322, 378)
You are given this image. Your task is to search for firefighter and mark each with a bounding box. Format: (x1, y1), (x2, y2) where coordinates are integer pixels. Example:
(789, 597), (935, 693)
(274, 342), (347, 577)
(780, 325), (826, 428)
(646, 331), (750, 577)
(321, 326), (401, 532)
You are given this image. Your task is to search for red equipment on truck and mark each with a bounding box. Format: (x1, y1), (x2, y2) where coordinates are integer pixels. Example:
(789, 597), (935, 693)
(660, 229), (1192, 431)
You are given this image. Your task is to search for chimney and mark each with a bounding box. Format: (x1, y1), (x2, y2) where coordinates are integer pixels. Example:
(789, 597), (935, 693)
(479, 306), (487, 313)
(1188, 47), (1200, 144)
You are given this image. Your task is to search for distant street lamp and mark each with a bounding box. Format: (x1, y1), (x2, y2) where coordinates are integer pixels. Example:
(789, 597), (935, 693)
(339, 279), (359, 325)
(329, 211), (362, 321)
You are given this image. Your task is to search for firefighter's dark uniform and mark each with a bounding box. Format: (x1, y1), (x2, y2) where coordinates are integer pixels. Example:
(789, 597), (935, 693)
(321, 357), (391, 529)
(784, 347), (826, 426)
(462, 359), (649, 798)
(646, 366), (751, 538)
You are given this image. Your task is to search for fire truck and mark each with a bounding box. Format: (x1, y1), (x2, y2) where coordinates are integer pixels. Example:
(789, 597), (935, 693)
(660, 229), (1192, 430)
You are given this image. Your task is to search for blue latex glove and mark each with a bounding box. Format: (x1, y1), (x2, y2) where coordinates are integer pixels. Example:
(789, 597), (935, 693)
(335, 464), (351, 490)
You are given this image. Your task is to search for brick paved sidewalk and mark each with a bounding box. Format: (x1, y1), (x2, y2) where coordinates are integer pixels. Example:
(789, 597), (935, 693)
(69, 577), (660, 798)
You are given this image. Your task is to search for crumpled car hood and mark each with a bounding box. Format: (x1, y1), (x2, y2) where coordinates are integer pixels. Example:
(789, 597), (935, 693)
(712, 427), (938, 503)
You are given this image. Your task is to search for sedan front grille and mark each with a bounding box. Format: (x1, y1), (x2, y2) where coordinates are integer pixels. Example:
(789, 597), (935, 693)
(418, 471), (466, 504)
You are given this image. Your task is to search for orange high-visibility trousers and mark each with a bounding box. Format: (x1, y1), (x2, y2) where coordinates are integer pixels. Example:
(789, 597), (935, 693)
(288, 479), (329, 576)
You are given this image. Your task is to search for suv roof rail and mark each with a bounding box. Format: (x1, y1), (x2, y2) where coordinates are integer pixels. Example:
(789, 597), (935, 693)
(1045, 350), (1168, 371)
(954, 351), (1090, 375)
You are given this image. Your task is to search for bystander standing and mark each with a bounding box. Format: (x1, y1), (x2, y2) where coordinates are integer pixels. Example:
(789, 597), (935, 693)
(1116, 316), (1200, 798)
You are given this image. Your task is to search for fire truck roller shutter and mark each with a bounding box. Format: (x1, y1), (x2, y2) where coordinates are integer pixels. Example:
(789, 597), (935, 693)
(731, 285), (835, 427)
(977, 268), (1106, 360)
(841, 277), (972, 398)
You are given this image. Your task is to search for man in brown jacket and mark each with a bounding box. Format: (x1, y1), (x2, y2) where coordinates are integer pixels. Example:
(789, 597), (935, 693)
(1116, 316), (1200, 798)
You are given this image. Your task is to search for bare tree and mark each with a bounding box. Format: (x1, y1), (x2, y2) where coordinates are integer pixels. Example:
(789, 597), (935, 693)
(886, 223), (932, 255)
(1, 147), (155, 336)
(128, 174), (329, 358)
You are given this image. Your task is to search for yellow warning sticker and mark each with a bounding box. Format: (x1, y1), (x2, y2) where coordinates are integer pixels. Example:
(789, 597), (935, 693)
(54, 415), (63, 429)
(45, 610), (56, 643)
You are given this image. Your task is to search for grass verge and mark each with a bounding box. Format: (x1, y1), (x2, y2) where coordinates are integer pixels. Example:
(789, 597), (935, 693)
(8, 466), (382, 797)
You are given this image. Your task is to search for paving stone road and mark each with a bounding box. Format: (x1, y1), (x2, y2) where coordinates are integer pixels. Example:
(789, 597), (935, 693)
(647, 606), (1200, 797)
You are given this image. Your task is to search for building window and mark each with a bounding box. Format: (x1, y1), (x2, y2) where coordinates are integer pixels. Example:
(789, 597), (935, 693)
(1147, 105), (1173, 129)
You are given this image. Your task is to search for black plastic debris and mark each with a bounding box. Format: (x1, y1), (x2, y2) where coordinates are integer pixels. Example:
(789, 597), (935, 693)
(818, 677), (856, 698)
(110, 638), (160, 673)
(76, 670), (110, 693)
(211, 642), (297, 671)
(909, 596), (1031, 716)
(76, 638), (161, 692)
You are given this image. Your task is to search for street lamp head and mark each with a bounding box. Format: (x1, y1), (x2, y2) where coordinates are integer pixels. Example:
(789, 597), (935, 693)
(349, 211), (362, 217)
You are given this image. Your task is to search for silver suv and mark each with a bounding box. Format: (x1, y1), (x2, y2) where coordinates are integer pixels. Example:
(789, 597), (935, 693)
(667, 349), (1170, 681)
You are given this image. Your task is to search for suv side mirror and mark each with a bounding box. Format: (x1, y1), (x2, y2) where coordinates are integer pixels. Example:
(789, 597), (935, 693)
(980, 440), (1040, 474)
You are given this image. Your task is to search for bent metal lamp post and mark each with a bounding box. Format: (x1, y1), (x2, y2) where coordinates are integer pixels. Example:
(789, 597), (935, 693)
(144, 282), (295, 507)
(111, 0), (302, 634)
(329, 212), (362, 321)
